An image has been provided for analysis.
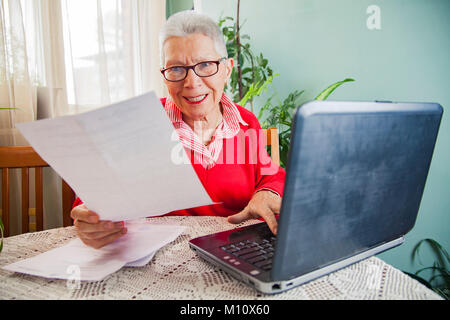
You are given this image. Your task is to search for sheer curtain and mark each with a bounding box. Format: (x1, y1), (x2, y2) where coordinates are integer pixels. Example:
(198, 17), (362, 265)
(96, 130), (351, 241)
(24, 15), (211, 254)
(62, 0), (166, 113)
(0, 0), (166, 235)
(0, 0), (36, 146)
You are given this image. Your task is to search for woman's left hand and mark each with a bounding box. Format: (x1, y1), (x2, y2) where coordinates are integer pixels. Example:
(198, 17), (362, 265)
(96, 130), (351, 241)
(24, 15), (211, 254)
(227, 190), (281, 235)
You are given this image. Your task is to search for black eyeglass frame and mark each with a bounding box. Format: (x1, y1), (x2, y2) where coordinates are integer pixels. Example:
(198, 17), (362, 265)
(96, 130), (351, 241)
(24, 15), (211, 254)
(160, 57), (227, 82)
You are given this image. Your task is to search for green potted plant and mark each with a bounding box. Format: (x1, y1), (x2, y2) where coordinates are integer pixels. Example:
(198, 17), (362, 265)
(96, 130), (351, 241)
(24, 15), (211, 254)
(404, 238), (449, 299)
(258, 78), (354, 167)
(219, 15), (277, 114)
(219, 4), (354, 167)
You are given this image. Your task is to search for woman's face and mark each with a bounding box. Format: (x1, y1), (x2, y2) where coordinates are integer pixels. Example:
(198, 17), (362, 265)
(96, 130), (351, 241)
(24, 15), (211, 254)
(162, 33), (233, 122)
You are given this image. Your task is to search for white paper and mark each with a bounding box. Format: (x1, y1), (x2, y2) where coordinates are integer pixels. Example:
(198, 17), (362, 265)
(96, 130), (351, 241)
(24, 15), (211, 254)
(16, 91), (214, 221)
(125, 252), (156, 267)
(2, 221), (186, 281)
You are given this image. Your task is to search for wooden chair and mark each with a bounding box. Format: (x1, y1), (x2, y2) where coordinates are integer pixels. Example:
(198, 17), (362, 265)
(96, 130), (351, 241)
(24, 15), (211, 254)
(0, 146), (75, 237)
(263, 128), (280, 166)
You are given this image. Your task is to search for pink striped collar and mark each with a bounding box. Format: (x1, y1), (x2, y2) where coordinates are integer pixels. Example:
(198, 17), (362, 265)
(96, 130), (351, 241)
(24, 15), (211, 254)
(164, 93), (248, 168)
(164, 93), (248, 130)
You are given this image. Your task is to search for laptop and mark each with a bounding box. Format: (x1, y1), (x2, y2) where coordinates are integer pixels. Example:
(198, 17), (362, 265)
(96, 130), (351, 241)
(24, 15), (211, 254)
(189, 100), (443, 294)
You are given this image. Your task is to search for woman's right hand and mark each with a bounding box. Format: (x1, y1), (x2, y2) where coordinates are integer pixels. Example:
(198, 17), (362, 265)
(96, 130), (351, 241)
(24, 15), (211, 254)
(70, 204), (127, 249)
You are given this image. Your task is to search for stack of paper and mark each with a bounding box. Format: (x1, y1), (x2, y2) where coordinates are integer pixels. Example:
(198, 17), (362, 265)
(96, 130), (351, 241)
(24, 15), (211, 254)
(2, 220), (186, 281)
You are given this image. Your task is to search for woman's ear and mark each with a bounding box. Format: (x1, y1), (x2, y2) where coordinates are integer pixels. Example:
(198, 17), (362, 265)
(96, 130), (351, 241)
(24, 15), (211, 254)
(225, 58), (234, 83)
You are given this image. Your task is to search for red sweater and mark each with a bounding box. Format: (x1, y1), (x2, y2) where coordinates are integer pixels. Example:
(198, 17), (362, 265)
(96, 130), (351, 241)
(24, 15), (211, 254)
(72, 99), (286, 218)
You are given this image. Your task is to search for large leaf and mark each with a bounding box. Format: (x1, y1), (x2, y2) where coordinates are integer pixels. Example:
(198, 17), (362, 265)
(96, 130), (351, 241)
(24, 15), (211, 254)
(314, 78), (355, 101)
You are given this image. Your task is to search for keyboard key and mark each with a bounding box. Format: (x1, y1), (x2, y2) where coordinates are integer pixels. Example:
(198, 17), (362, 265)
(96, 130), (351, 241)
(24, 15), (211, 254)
(246, 255), (267, 264)
(255, 259), (272, 268)
(220, 238), (276, 269)
(234, 247), (260, 257)
(240, 250), (264, 260)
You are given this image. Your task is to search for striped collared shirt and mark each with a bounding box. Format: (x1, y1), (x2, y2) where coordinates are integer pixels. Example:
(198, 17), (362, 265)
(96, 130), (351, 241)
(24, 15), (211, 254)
(164, 93), (248, 169)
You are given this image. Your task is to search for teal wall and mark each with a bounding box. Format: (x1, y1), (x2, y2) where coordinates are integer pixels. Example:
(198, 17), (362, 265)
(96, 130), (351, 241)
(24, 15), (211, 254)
(202, 0), (450, 276)
(166, 0), (193, 18)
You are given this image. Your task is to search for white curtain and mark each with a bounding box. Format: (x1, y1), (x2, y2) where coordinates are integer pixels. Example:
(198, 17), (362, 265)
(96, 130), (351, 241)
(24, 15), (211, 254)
(0, 0), (36, 146)
(62, 0), (167, 113)
(0, 0), (166, 235)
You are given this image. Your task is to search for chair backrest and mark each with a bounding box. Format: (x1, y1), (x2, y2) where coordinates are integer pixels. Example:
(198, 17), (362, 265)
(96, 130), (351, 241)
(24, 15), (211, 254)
(263, 128), (280, 166)
(0, 146), (75, 237)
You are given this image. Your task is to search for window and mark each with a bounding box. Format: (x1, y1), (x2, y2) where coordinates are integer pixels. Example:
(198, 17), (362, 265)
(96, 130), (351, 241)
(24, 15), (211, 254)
(62, 0), (140, 108)
(4, 0), (165, 115)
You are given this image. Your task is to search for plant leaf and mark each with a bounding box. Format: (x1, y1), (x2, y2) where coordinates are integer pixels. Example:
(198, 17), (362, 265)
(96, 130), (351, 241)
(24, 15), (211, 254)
(433, 287), (450, 300)
(314, 78), (355, 101)
(238, 74), (278, 107)
(411, 238), (450, 290)
(403, 272), (433, 289)
(412, 238), (449, 268)
(416, 266), (446, 275)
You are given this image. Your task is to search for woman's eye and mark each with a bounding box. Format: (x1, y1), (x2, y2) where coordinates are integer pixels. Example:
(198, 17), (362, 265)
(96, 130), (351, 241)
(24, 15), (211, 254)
(198, 62), (212, 69)
(168, 67), (184, 73)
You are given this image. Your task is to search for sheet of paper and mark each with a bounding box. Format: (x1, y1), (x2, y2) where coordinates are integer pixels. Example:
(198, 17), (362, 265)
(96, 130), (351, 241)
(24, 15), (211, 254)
(2, 221), (186, 281)
(123, 218), (158, 267)
(16, 91), (215, 221)
(125, 252), (156, 267)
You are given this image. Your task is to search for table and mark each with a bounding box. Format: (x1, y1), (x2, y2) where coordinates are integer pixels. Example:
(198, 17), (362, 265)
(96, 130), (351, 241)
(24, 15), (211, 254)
(0, 216), (442, 300)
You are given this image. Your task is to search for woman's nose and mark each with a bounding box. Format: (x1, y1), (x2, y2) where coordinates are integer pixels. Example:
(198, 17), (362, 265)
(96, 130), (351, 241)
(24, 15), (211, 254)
(183, 68), (202, 87)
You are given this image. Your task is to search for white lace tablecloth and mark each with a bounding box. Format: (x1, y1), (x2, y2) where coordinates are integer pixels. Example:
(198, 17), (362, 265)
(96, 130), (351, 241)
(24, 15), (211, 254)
(0, 216), (442, 300)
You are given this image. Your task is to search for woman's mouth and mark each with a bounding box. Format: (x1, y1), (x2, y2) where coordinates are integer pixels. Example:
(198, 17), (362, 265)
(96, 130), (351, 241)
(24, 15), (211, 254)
(184, 94), (208, 104)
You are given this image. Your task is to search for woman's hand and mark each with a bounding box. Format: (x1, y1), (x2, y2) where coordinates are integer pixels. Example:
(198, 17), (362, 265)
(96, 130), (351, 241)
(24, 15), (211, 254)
(70, 204), (127, 249)
(227, 190), (281, 235)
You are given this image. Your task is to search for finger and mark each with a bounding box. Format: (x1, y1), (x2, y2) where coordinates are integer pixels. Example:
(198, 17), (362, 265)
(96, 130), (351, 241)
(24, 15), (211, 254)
(257, 206), (278, 235)
(70, 204), (86, 220)
(227, 207), (251, 224)
(75, 220), (123, 234)
(71, 205), (100, 224)
(82, 227), (125, 240)
(84, 228), (127, 249)
(267, 197), (282, 214)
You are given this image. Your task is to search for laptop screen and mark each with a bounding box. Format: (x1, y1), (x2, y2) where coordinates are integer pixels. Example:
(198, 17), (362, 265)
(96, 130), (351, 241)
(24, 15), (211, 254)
(271, 101), (443, 281)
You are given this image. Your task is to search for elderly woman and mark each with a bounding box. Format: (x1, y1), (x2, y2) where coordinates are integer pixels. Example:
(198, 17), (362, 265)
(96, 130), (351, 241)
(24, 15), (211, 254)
(70, 10), (286, 249)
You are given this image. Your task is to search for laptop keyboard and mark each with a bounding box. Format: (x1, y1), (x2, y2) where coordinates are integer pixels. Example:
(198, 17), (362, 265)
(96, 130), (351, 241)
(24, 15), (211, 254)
(220, 237), (276, 271)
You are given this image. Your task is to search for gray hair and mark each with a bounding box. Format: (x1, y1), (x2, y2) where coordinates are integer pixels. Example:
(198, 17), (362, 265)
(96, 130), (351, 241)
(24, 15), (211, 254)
(159, 10), (228, 67)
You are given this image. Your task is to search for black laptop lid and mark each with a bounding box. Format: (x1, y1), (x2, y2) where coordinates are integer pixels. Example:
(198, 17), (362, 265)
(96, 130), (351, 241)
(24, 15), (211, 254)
(271, 101), (443, 281)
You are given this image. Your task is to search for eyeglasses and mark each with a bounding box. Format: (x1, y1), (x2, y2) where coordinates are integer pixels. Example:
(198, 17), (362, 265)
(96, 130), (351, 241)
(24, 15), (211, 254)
(161, 57), (227, 82)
